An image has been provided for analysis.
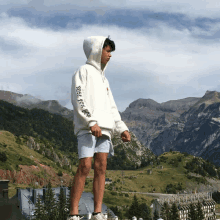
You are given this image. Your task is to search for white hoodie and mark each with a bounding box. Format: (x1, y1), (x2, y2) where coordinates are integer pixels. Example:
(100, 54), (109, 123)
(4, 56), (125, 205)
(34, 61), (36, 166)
(71, 36), (129, 157)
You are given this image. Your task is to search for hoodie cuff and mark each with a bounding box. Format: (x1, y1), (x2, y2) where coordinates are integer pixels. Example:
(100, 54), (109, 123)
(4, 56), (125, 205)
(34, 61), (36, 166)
(88, 121), (97, 128)
(115, 121), (129, 135)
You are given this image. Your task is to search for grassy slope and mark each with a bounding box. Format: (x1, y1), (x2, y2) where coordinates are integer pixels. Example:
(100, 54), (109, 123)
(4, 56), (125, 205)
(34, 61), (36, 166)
(0, 130), (78, 198)
(83, 151), (216, 213)
(1, 130), (219, 213)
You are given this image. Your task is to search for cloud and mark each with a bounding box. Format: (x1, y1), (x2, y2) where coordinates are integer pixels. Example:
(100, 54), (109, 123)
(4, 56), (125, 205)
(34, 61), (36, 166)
(0, 11), (220, 112)
(15, 94), (42, 105)
(1, 0), (220, 19)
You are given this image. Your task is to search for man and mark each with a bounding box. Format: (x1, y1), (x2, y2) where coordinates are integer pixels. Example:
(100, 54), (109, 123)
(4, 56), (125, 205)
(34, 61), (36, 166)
(68, 36), (131, 220)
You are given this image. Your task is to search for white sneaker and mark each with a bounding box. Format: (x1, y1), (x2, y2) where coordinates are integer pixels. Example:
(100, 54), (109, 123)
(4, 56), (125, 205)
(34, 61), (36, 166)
(91, 213), (107, 220)
(67, 215), (84, 220)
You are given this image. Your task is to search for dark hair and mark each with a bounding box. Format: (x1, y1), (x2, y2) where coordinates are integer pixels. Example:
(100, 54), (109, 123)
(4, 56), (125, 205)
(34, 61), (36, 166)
(103, 36), (115, 51)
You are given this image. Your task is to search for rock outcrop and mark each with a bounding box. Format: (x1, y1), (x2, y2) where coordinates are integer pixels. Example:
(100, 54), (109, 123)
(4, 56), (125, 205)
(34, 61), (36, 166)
(0, 160), (72, 187)
(26, 136), (70, 168)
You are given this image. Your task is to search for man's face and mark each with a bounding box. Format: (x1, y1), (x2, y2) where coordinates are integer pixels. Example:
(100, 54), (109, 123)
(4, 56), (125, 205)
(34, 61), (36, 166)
(101, 45), (112, 65)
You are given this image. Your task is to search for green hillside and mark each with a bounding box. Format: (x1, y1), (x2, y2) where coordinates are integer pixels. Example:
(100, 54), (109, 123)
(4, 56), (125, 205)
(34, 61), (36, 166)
(0, 99), (78, 154)
(0, 99), (156, 171)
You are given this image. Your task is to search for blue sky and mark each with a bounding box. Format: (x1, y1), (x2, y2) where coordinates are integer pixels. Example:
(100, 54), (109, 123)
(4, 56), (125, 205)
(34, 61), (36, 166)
(1, 0), (220, 112)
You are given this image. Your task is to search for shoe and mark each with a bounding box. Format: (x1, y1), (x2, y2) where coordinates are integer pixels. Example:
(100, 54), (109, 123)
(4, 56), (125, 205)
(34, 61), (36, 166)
(91, 212), (107, 220)
(67, 215), (84, 220)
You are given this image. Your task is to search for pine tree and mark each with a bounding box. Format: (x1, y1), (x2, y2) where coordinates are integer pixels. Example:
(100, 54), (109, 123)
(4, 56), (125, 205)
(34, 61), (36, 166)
(66, 179), (73, 216)
(128, 195), (141, 219)
(57, 187), (67, 220)
(33, 194), (47, 220)
(170, 202), (179, 220)
(139, 203), (151, 220)
(196, 201), (204, 220)
(153, 209), (159, 220)
(66, 190), (71, 216)
(161, 201), (171, 220)
(109, 206), (122, 219)
(43, 180), (59, 220)
(188, 203), (197, 220)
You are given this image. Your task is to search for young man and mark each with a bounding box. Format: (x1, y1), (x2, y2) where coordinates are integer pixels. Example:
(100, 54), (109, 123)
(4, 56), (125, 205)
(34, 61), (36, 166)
(68, 36), (131, 220)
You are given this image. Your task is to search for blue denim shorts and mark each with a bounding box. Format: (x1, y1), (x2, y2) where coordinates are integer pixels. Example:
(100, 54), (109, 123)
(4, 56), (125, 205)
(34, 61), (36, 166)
(77, 133), (112, 159)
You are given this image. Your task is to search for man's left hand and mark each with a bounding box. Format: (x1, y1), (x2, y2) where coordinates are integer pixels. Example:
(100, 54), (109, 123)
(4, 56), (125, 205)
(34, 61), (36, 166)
(121, 130), (131, 142)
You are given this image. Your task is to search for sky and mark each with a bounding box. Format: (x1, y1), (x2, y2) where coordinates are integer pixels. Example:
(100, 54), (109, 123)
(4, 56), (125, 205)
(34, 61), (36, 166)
(1, 0), (220, 112)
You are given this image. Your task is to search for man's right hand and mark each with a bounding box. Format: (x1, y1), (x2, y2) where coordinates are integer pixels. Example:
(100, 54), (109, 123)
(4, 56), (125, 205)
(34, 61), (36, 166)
(90, 124), (102, 137)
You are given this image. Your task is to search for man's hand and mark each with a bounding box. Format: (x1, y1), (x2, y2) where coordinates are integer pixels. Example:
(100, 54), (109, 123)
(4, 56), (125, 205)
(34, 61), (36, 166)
(90, 124), (102, 137)
(121, 130), (131, 142)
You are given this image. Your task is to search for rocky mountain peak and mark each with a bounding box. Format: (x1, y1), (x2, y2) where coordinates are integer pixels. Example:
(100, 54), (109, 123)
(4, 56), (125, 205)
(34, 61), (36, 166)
(205, 90), (216, 95)
(128, 98), (160, 110)
(190, 90), (220, 111)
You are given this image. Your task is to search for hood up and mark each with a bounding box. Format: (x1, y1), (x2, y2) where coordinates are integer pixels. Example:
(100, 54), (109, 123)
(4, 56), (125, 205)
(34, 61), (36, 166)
(83, 36), (108, 75)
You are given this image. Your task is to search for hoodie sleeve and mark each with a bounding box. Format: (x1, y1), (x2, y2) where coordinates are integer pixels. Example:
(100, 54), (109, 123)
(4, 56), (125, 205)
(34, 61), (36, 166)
(71, 66), (97, 128)
(106, 81), (129, 135)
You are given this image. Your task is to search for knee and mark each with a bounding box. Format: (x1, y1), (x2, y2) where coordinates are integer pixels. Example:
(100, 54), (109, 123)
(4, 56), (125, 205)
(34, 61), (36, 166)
(78, 161), (91, 176)
(94, 161), (107, 175)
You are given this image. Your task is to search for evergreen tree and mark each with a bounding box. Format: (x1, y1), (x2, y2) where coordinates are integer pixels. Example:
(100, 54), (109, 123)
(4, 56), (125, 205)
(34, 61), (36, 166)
(110, 206), (123, 220)
(188, 203), (197, 220)
(139, 203), (151, 220)
(170, 202), (179, 220)
(66, 180), (73, 216)
(43, 180), (59, 220)
(153, 209), (159, 220)
(161, 201), (171, 220)
(66, 190), (71, 216)
(68, 179), (73, 191)
(57, 187), (67, 220)
(128, 195), (141, 219)
(196, 201), (204, 220)
(33, 194), (47, 220)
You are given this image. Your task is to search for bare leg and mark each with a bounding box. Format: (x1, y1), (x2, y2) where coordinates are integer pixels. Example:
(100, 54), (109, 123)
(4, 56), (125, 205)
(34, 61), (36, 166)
(69, 157), (93, 215)
(93, 153), (108, 213)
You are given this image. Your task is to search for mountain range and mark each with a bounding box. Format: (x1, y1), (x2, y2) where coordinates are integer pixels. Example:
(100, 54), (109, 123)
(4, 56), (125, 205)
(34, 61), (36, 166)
(121, 90), (220, 166)
(0, 89), (220, 167)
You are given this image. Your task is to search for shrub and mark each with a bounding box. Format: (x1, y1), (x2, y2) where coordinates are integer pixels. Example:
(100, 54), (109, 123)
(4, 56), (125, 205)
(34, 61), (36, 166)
(0, 142), (7, 148)
(58, 170), (63, 176)
(0, 151), (7, 162)
(168, 158), (179, 167)
(111, 191), (117, 196)
(182, 152), (189, 157)
(166, 183), (177, 194)
(160, 156), (167, 162)
(125, 193), (129, 197)
(85, 179), (89, 185)
(16, 164), (19, 170)
(177, 156), (182, 162)
(106, 184), (113, 190)
(15, 137), (22, 145)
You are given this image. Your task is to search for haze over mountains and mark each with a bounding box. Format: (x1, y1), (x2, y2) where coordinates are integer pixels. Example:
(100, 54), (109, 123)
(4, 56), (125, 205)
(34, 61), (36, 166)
(1, 89), (220, 167)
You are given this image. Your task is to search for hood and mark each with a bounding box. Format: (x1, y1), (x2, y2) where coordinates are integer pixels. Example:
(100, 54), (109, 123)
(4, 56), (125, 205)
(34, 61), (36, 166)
(83, 36), (108, 75)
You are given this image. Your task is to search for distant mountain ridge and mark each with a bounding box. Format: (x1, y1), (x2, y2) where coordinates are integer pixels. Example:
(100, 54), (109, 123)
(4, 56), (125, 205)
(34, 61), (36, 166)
(0, 90), (73, 121)
(1, 89), (220, 167)
(121, 90), (220, 167)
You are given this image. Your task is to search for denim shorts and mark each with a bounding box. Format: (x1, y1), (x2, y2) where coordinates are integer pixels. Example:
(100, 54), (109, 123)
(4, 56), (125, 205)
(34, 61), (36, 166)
(77, 133), (113, 159)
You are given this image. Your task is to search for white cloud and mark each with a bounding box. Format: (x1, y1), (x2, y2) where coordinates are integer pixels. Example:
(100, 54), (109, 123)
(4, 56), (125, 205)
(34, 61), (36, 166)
(0, 82), (23, 93)
(0, 12), (220, 111)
